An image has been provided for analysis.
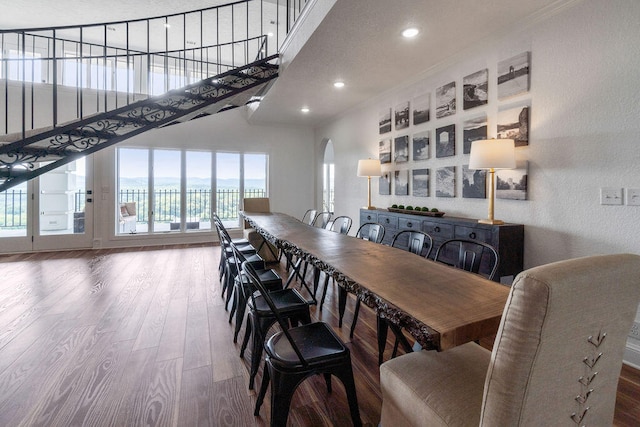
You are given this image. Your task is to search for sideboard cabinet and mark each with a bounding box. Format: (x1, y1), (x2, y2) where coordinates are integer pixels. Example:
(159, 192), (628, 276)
(360, 209), (524, 282)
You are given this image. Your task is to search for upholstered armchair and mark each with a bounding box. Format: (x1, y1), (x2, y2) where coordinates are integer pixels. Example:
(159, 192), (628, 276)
(380, 254), (640, 426)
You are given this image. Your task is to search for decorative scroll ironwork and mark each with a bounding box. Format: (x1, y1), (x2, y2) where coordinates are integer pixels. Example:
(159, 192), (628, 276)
(0, 55), (278, 192)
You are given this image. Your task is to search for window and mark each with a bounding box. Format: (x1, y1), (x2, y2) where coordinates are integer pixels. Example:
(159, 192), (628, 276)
(5, 50), (43, 83)
(116, 147), (266, 234)
(0, 181), (28, 237)
(153, 150), (181, 232)
(118, 148), (149, 233)
(186, 151), (212, 230)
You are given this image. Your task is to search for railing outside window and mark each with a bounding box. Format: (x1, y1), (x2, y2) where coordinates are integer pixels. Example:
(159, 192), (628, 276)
(0, 189), (27, 228)
(117, 188), (264, 224)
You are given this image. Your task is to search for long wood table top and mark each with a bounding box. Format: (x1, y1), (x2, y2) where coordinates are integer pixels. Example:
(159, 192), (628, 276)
(242, 211), (510, 351)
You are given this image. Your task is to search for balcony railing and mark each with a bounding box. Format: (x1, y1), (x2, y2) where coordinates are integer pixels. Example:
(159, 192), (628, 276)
(0, 187), (265, 229)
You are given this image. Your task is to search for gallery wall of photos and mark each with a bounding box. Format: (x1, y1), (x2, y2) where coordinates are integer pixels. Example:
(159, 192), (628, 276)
(378, 51), (530, 203)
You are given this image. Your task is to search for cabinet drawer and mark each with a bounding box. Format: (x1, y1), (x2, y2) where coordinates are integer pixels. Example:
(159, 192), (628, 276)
(360, 211), (378, 224)
(422, 221), (454, 239)
(398, 217), (420, 230)
(455, 226), (490, 242)
(378, 214), (398, 229)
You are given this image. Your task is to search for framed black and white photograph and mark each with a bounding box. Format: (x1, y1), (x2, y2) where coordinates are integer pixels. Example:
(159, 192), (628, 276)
(379, 107), (392, 134)
(497, 160), (528, 200)
(462, 165), (486, 199)
(379, 138), (392, 164)
(463, 115), (487, 154)
(435, 124), (455, 158)
(436, 81), (456, 119)
(379, 172), (392, 195)
(412, 169), (429, 197)
(395, 170), (409, 195)
(412, 130), (430, 161)
(436, 166), (455, 197)
(412, 93), (430, 125)
(498, 52), (530, 99)
(497, 105), (529, 146)
(395, 101), (410, 130)
(394, 135), (409, 163)
(463, 69), (488, 110)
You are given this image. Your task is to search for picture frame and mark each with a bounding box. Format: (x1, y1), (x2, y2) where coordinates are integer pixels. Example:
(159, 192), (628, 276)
(394, 170), (409, 195)
(497, 105), (529, 146)
(498, 51), (530, 99)
(379, 138), (392, 164)
(463, 69), (488, 110)
(379, 172), (392, 195)
(412, 93), (430, 125)
(412, 169), (429, 197)
(435, 124), (455, 158)
(436, 166), (456, 197)
(496, 160), (529, 200)
(379, 107), (392, 134)
(436, 81), (456, 118)
(462, 165), (487, 198)
(463, 115), (487, 154)
(394, 135), (409, 163)
(412, 130), (430, 161)
(395, 101), (410, 130)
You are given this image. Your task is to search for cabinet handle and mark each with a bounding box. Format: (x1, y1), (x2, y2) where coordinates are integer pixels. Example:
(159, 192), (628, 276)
(469, 232), (477, 239)
(367, 215), (372, 220)
(385, 218), (390, 224)
(407, 222), (413, 227)
(434, 226), (440, 233)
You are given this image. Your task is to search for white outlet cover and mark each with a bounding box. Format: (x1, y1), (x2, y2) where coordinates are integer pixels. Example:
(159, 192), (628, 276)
(600, 187), (623, 205)
(626, 188), (640, 206)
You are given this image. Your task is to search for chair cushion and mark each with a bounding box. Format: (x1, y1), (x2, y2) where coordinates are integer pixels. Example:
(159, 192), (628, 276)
(249, 288), (307, 315)
(380, 343), (490, 427)
(266, 322), (347, 367)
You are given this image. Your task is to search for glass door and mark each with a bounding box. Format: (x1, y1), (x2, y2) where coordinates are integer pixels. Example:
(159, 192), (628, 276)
(0, 179), (32, 253)
(0, 157), (93, 253)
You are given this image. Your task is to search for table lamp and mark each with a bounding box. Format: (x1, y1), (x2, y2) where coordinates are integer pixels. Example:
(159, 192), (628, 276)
(469, 139), (515, 225)
(357, 158), (382, 210)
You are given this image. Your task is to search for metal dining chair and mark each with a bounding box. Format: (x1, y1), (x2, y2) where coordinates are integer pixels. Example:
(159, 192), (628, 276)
(245, 260), (362, 427)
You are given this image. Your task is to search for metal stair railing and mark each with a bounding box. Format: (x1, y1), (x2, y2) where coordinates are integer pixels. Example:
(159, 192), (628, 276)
(1, 0), (309, 137)
(0, 54), (279, 192)
(0, 0), (311, 192)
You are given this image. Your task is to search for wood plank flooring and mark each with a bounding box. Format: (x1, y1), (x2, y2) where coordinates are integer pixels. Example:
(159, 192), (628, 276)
(0, 244), (638, 426)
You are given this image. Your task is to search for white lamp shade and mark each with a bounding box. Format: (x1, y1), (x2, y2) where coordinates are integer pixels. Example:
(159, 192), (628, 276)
(357, 159), (382, 177)
(469, 139), (516, 170)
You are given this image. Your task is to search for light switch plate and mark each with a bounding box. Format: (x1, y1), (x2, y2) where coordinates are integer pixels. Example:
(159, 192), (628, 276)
(626, 188), (640, 206)
(600, 187), (623, 205)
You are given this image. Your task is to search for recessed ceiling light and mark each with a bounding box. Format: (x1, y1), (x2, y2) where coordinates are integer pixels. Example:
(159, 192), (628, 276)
(333, 81), (345, 88)
(301, 107), (310, 113)
(402, 27), (419, 38)
(164, 23), (171, 29)
(268, 32), (274, 37)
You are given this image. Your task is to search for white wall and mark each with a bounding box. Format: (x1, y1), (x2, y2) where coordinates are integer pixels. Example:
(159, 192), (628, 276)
(315, 0), (640, 364)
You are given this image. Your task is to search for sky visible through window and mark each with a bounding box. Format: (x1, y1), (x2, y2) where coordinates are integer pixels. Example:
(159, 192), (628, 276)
(119, 148), (266, 188)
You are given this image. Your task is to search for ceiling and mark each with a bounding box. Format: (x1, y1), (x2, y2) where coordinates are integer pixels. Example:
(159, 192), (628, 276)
(1, 0), (575, 128)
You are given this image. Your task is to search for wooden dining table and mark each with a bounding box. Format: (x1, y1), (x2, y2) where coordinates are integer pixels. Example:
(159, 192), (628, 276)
(241, 211), (511, 353)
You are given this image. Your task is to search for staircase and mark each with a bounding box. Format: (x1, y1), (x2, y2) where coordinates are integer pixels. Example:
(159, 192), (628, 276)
(0, 55), (278, 192)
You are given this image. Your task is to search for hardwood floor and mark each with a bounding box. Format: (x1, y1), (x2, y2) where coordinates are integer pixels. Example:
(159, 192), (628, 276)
(0, 244), (638, 426)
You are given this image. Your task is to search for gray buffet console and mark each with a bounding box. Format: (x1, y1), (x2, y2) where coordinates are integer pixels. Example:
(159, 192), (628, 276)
(360, 208), (524, 283)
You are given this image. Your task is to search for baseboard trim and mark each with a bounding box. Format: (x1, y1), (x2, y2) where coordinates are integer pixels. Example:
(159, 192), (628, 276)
(624, 340), (640, 369)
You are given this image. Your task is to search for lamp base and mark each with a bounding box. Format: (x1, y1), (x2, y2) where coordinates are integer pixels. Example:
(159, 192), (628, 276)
(478, 218), (505, 225)
(363, 206), (377, 210)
